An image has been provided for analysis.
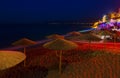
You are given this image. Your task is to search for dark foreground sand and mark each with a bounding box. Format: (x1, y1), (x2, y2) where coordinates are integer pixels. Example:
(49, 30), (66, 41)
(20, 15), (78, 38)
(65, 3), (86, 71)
(1, 42), (120, 78)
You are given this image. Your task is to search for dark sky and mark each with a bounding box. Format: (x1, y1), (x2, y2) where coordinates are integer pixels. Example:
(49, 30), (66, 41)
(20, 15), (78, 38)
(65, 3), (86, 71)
(0, 0), (119, 48)
(0, 0), (119, 23)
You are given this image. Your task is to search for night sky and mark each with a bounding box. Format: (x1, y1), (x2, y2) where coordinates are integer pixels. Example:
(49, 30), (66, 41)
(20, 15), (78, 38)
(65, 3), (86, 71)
(0, 0), (119, 24)
(0, 0), (119, 48)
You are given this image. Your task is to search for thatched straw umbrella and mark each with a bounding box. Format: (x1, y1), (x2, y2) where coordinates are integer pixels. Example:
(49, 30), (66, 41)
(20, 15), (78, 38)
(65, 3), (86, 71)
(83, 33), (101, 41)
(99, 30), (112, 41)
(110, 31), (119, 47)
(83, 33), (101, 49)
(0, 51), (26, 70)
(12, 38), (36, 66)
(43, 38), (78, 76)
(99, 30), (112, 49)
(66, 31), (83, 41)
(46, 34), (64, 39)
(68, 31), (82, 36)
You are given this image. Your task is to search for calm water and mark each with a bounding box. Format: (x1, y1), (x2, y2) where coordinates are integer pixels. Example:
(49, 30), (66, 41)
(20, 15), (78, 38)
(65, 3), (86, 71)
(0, 23), (91, 48)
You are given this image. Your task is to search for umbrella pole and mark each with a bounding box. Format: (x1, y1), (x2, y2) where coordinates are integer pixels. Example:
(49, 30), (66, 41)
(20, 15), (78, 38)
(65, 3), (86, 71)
(88, 40), (91, 50)
(55, 51), (59, 57)
(104, 36), (106, 50)
(59, 50), (62, 77)
(114, 35), (116, 48)
(24, 47), (26, 67)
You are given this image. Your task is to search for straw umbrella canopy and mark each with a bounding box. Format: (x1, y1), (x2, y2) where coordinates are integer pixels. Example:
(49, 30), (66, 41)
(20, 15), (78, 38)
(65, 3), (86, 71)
(99, 30), (113, 48)
(68, 31), (82, 36)
(0, 51), (26, 70)
(46, 34), (64, 39)
(66, 31), (83, 41)
(83, 33), (101, 42)
(12, 38), (36, 54)
(12, 38), (36, 66)
(43, 38), (78, 76)
(82, 33), (101, 49)
(12, 38), (37, 47)
(99, 30), (112, 41)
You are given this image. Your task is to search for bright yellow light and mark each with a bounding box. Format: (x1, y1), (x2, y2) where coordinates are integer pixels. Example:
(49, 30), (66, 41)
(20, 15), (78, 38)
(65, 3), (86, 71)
(93, 22), (99, 26)
(102, 15), (107, 22)
(117, 18), (120, 22)
(110, 12), (116, 19)
(92, 22), (99, 28)
(116, 13), (120, 18)
(92, 26), (98, 28)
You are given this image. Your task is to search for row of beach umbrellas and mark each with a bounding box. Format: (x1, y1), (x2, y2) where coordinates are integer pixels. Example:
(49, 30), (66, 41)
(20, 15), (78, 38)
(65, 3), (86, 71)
(0, 31), (101, 78)
(11, 34), (78, 76)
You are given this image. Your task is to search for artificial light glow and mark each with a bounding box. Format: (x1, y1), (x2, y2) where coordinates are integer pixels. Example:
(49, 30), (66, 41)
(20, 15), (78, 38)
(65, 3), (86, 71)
(92, 22), (99, 28)
(92, 25), (98, 28)
(117, 19), (120, 22)
(92, 8), (120, 31)
(102, 15), (107, 22)
(110, 12), (116, 19)
(93, 22), (99, 26)
(110, 19), (117, 23)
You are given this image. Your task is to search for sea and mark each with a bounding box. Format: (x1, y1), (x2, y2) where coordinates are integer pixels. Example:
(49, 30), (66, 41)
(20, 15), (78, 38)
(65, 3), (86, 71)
(0, 23), (91, 48)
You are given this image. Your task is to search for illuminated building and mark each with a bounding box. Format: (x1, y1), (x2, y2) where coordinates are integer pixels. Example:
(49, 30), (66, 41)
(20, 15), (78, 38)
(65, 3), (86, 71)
(92, 8), (120, 41)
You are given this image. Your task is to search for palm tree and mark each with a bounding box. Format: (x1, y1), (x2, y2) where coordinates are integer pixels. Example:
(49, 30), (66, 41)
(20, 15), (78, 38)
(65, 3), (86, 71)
(43, 38), (78, 77)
